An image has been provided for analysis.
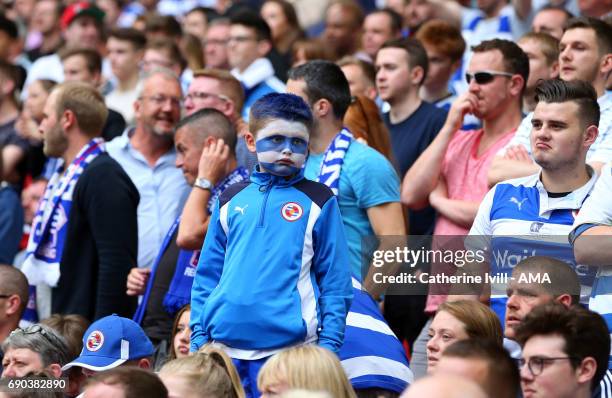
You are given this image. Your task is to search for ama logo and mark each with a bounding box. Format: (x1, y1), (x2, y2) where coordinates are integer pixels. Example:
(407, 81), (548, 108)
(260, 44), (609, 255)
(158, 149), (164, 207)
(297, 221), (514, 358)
(86, 330), (104, 352)
(281, 202), (303, 222)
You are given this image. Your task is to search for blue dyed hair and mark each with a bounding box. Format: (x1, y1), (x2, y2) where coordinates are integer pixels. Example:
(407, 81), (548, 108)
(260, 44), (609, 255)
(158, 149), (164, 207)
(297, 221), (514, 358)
(249, 93), (314, 136)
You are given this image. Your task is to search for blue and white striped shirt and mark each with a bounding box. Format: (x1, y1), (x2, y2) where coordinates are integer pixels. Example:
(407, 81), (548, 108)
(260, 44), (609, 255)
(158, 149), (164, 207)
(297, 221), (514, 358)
(340, 278), (413, 393)
(469, 171), (598, 325)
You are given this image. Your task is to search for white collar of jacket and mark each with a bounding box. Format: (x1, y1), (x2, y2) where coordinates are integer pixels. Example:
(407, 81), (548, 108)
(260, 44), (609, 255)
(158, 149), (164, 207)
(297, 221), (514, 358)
(231, 58), (275, 90)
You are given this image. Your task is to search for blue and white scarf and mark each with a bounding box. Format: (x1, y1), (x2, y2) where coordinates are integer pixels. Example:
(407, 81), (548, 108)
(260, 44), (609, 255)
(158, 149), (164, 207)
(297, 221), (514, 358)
(134, 167), (249, 323)
(21, 138), (105, 287)
(316, 128), (353, 195)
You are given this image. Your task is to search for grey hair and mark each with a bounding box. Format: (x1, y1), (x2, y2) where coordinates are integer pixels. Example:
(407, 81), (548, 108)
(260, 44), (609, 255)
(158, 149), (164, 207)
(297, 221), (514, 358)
(138, 67), (182, 97)
(1, 324), (71, 369)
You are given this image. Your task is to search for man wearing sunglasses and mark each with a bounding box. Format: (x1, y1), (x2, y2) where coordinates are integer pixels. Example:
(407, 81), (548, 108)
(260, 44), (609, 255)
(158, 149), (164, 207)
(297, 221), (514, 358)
(402, 38), (527, 378)
(489, 16), (612, 186)
(515, 302), (610, 398)
(402, 38), (526, 235)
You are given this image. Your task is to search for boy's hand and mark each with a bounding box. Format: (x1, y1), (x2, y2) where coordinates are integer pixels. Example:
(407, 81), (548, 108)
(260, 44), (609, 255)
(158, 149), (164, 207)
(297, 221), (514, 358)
(198, 138), (231, 185)
(126, 267), (151, 296)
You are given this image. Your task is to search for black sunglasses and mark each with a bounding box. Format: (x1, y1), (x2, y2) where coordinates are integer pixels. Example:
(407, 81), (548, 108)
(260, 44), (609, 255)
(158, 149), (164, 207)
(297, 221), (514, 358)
(466, 70), (514, 85)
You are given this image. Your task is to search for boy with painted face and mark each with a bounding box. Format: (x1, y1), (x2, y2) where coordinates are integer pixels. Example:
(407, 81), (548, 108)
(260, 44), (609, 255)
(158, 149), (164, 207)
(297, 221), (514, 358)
(189, 93), (353, 398)
(253, 118), (310, 177)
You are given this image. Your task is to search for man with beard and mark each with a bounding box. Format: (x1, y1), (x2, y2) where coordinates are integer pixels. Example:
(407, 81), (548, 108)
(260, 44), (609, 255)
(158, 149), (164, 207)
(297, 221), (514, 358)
(20, 82), (138, 320)
(107, 69), (189, 271)
(129, 109), (248, 355)
(489, 17), (612, 185)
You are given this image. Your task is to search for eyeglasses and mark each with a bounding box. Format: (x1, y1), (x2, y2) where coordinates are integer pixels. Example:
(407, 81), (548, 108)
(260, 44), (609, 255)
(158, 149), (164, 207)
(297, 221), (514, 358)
(465, 70), (515, 85)
(204, 39), (229, 46)
(518, 356), (576, 376)
(185, 91), (230, 103)
(140, 95), (183, 107)
(228, 35), (258, 44)
(0, 294), (11, 299)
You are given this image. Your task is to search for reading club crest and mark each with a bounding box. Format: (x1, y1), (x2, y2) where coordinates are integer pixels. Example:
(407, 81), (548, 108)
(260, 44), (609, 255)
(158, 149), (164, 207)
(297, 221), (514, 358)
(281, 202), (303, 222)
(86, 330), (104, 352)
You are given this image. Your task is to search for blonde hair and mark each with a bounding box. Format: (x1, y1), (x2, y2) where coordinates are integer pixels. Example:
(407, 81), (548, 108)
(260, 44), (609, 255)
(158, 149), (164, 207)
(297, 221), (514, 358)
(160, 349), (245, 398)
(53, 82), (108, 137)
(280, 390), (333, 398)
(258, 346), (356, 398)
(437, 300), (503, 346)
(199, 345), (245, 398)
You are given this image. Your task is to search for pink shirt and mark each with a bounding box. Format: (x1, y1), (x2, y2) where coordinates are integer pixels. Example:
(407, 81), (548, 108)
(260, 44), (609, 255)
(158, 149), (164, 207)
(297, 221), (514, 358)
(434, 128), (515, 235)
(426, 128), (515, 313)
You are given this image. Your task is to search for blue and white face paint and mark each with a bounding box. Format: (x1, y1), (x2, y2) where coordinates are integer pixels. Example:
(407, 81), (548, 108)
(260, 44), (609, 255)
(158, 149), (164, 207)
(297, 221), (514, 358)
(255, 119), (309, 176)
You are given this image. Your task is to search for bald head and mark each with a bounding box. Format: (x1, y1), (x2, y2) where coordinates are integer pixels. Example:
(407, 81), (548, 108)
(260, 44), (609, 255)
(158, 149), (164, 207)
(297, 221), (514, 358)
(176, 108), (237, 151)
(400, 374), (488, 398)
(513, 256), (580, 304)
(0, 265), (29, 333)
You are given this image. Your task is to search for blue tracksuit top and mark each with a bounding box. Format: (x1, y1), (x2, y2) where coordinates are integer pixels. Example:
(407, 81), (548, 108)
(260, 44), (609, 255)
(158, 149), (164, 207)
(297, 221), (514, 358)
(190, 167), (353, 355)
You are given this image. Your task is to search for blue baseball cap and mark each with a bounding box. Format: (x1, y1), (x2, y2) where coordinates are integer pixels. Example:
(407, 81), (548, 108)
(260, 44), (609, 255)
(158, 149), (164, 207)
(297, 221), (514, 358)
(61, 314), (154, 372)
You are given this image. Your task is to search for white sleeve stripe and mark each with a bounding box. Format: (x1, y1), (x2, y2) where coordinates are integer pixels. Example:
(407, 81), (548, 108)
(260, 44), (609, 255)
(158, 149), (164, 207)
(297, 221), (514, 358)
(219, 202), (229, 236)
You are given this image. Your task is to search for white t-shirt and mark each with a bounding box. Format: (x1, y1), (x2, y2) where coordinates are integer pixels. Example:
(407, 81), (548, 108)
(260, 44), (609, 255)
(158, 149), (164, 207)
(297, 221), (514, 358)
(105, 81), (142, 126)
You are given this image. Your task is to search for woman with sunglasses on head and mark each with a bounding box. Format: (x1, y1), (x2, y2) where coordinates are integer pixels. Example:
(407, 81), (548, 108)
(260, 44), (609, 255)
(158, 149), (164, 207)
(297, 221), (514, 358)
(1, 324), (70, 378)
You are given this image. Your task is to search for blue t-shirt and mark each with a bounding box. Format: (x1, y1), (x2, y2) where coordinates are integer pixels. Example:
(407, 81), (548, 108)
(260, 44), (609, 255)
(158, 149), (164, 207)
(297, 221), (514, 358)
(0, 183), (24, 264)
(383, 101), (447, 235)
(305, 140), (400, 279)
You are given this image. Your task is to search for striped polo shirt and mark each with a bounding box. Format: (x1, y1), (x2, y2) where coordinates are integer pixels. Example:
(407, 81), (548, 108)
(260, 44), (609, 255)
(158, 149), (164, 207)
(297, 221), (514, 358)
(469, 171), (598, 327)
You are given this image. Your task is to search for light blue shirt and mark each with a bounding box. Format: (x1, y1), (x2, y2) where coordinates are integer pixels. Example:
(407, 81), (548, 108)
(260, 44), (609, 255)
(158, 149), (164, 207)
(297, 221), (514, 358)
(305, 140), (400, 279)
(106, 129), (189, 269)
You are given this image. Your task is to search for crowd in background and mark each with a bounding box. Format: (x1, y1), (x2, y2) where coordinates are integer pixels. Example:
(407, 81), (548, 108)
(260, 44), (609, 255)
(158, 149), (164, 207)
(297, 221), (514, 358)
(0, 0), (611, 397)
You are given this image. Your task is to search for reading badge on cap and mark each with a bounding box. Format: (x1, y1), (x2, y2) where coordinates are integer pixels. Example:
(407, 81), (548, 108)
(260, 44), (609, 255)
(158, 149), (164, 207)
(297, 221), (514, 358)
(86, 330), (104, 352)
(61, 314), (154, 372)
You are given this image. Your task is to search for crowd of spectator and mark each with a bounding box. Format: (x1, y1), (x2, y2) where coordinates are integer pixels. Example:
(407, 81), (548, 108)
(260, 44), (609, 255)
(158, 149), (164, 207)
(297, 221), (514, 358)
(0, 0), (612, 397)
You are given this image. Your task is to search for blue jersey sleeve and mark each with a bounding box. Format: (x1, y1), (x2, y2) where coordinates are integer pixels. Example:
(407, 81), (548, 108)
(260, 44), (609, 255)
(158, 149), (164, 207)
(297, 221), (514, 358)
(190, 200), (227, 351)
(0, 188), (23, 264)
(312, 196), (353, 353)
